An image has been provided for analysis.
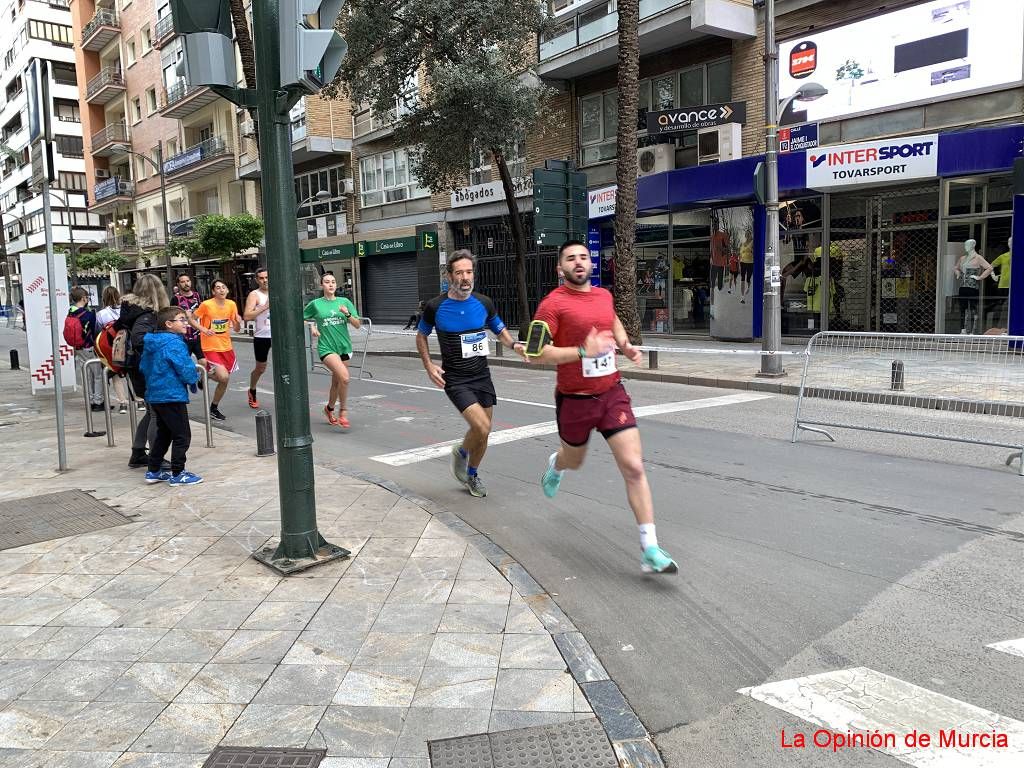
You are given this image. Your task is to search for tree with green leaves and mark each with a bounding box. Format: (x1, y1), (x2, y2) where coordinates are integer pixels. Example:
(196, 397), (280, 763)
(613, 0), (643, 344)
(76, 247), (126, 273)
(193, 213), (265, 262)
(333, 0), (551, 330)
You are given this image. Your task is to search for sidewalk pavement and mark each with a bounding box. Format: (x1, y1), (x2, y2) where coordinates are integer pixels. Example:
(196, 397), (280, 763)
(0, 358), (661, 767)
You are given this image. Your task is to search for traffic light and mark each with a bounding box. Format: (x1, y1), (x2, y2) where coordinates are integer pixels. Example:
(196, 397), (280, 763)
(169, 0), (236, 87)
(281, 0), (348, 93)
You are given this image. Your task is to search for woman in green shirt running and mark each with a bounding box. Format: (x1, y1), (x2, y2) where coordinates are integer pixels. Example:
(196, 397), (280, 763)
(303, 272), (361, 428)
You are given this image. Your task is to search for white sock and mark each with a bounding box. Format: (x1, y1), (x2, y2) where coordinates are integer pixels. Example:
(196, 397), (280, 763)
(639, 523), (657, 550)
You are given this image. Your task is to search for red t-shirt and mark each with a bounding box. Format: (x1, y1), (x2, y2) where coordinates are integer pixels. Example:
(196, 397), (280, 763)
(534, 285), (621, 396)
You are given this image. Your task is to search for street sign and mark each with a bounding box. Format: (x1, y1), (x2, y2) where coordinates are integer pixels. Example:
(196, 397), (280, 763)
(646, 102), (747, 135)
(779, 123), (819, 153)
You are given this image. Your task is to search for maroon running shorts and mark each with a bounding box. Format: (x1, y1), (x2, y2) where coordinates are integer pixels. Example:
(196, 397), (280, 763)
(555, 382), (638, 447)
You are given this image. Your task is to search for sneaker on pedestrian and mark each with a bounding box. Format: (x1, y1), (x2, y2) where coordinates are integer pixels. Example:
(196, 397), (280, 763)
(136, 401), (147, 411)
(541, 452), (564, 498)
(323, 404), (338, 425)
(640, 545), (678, 574)
(247, 389), (259, 409)
(118, 403), (128, 414)
(337, 410), (351, 429)
(144, 470), (172, 484)
(209, 405), (226, 421)
(90, 403), (105, 412)
(168, 470), (203, 486)
(128, 452), (149, 469)
(465, 474), (487, 498)
(450, 445), (469, 484)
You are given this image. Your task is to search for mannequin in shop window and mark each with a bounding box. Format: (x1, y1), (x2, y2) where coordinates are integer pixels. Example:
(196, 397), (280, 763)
(953, 239), (993, 334)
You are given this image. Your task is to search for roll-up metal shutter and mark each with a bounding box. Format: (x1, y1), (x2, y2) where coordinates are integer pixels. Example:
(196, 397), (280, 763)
(362, 254), (419, 324)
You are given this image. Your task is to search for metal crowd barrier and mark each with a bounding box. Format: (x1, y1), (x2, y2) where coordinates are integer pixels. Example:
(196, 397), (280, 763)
(306, 316), (374, 381)
(80, 357), (114, 446)
(124, 363), (214, 449)
(791, 332), (1024, 475)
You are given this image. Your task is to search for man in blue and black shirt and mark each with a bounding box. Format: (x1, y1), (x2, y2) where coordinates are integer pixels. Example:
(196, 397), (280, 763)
(417, 249), (520, 498)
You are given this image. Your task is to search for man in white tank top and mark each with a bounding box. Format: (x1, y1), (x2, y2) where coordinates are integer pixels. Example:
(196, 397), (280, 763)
(243, 267), (271, 409)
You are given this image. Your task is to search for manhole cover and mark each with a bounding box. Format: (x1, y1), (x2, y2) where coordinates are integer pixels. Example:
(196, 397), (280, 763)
(202, 747), (326, 768)
(429, 718), (618, 768)
(0, 490), (134, 551)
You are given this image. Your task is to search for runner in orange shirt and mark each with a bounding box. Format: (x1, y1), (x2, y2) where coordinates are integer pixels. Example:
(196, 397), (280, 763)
(193, 279), (241, 421)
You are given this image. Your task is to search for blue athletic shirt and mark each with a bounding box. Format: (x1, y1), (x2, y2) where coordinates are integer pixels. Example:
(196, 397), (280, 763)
(418, 292), (505, 384)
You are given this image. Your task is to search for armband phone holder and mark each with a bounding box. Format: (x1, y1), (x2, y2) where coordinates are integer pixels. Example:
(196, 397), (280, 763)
(524, 320), (552, 357)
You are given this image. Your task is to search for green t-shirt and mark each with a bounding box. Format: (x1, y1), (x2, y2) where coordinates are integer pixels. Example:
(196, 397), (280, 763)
(303, 296), (359, 357)
(990, 252), (1011, 290)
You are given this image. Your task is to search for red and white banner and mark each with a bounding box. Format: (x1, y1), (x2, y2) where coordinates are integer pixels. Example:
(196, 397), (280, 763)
(20, 252), (77, 393)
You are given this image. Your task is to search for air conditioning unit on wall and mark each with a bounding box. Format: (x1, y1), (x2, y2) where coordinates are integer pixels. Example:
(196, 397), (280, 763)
(95, 168), (110, 179)
(239, 119), (257, 139)
(636, 144), (675, 177)
(697, 123), (742, 165)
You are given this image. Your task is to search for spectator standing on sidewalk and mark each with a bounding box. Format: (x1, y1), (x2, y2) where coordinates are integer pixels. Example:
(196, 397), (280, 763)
(139, 306), (202, 486)
(95, 286), (130, 414)
(66, 287), (104, 412)
(115, 274), (170, 469)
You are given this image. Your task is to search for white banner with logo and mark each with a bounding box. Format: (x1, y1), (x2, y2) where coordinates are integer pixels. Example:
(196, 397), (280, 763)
(20, 252), (76, 394)
(450, 176), (532, 208)
(588, 185), (617, 219)
(806, 134), (938, 189)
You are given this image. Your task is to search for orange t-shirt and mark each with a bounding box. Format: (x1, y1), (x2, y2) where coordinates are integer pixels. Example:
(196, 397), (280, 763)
(194, 299), (238, 353)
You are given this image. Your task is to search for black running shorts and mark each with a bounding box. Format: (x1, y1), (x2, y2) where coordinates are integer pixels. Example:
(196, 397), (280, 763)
(254, 337), (272, 363)
(445, 374), (497, 413)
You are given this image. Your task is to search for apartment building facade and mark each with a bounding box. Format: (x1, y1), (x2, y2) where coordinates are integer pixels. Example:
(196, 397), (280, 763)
(550, 0), (1024, 340)
(72, 0), (259, 301)
(0, 0), (104, 307)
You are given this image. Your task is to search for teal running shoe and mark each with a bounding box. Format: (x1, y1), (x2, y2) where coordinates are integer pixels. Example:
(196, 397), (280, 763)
(641, 546), (678, 574)
(541, 452), (564, 498)
(450, 445), (469, 484)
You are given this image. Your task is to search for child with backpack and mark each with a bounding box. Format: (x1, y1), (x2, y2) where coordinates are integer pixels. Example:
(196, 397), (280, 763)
(139, 306), (202, 486)
(66, 287), (104, 411)
(95, 286), (129, 414)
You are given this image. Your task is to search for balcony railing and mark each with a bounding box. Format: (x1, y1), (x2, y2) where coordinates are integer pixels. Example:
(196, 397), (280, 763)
(163, 136), (230, 176)
(105, 232), (137, 250)
(82, 8), (119, 51)
(540, 0), (684, 60)
(90, 122), (128, 150)
(138, 229), (165, 249)
(154, 15), (176, 45)
(86, 67), (125, 101)
(94, 176), (133, 202)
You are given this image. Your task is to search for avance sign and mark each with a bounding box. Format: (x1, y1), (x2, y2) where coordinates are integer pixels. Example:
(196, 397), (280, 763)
(805, 134), (938, 188)
(646, 101), (746, 135)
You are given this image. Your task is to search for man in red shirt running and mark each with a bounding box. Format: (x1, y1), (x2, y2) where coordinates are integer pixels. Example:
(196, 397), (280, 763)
(525, 240), (677, 575)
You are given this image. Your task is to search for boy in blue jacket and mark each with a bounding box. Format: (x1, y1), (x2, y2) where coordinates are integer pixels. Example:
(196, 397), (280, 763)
(139, 306), (202, 485)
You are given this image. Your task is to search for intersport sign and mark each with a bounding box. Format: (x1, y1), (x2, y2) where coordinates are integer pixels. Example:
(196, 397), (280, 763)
(805, 134), (938, 189)
(646, 101), (746, 135)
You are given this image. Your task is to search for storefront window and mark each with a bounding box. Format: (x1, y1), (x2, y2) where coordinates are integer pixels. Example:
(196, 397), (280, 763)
(779, 197), (825, 336)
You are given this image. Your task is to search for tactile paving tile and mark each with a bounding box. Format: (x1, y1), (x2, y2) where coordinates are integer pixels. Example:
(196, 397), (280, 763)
(429, 733), (494, 768)
(201, 746), (326, 768)
(429, 718), (618, 768)
(0, 489), (134, 551)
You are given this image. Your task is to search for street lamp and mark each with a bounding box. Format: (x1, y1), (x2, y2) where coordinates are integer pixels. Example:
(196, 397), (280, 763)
(778, 82), (829, 126)
(108, 143), (172, 290)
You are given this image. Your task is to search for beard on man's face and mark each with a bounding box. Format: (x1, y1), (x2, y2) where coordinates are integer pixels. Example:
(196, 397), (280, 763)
(561, 264), (590, 286)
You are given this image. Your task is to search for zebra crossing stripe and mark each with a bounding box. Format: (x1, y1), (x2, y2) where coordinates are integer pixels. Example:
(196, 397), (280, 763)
(987, 638), (1024, 660)
(738, 666), (1024, 766)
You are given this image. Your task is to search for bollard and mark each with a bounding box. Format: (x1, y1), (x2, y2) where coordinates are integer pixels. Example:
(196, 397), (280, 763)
(255, 409), (275, 456)
(495, 338), (503, 357)
(82, 359), (106, 439)
(648, 350), (658, 370)
(891, 359), (905, 391)
(10, 350), (18, 370)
